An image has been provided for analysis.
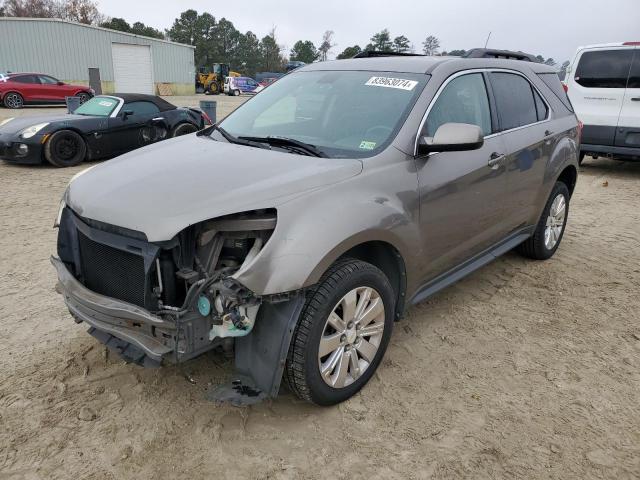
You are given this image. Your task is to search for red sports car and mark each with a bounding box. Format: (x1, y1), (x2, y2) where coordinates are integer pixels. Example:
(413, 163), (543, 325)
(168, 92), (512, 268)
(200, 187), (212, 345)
(0, 72), (93, 109)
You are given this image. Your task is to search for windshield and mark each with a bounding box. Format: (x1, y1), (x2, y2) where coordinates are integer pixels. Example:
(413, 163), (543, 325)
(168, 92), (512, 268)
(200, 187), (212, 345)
(74, 96), (119, 117)
(219, 70), (427, 158)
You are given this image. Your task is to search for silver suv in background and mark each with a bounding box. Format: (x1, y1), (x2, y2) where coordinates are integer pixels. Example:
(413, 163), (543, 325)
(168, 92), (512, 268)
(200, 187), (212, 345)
(52, 52), (580, 406)
(566, 42), (640, 163)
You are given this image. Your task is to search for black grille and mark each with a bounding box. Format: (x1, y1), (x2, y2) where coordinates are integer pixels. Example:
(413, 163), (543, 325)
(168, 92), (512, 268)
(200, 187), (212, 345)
(77, 230), (147, 307)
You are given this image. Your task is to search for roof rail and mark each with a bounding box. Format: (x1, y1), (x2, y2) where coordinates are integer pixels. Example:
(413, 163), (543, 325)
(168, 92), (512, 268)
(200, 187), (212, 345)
(353, 50), (426, 59)
(462, 48), (538, 62)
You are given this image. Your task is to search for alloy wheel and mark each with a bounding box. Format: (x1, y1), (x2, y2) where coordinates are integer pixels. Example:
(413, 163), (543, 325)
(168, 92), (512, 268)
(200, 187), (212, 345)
(5, 93), (23, 108)
(318, 286), (385, 389)
(544, 193), (566, 250)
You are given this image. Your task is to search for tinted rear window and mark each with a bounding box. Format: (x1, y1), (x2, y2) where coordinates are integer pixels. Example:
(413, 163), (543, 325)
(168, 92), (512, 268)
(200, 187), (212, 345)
(628, 51), (640, 89)
(490, 73), (538, 131)
(575, 50), (633, 88)
(537, 72), (573, 112)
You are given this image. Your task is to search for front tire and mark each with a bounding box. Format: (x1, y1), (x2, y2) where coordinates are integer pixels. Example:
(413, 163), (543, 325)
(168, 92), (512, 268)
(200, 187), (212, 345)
(516, 181), (570, 260)
(285, 259), (395, 406)
(44, 130), (86, 167)
(233, 89), (240, 96)
(3, 92), (24, 109)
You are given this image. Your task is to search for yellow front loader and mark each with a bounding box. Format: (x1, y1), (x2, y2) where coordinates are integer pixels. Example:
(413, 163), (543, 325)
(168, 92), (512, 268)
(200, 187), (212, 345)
(195, 64), (240, 95)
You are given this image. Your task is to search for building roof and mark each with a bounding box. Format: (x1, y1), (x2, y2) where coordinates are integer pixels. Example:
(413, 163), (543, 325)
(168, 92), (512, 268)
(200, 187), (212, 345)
(0, 17), (195, 49)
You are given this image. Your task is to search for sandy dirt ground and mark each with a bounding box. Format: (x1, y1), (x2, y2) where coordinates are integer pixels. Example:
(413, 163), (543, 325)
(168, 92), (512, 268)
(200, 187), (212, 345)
(1, 98), (639, 479)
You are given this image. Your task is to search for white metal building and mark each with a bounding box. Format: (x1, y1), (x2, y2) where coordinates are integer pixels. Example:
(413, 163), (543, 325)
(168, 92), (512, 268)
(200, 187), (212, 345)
(0, 18), (196, 95)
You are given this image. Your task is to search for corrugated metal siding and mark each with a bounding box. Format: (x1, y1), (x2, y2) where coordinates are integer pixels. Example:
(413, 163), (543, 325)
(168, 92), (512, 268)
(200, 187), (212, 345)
(0, 18), (194, 83)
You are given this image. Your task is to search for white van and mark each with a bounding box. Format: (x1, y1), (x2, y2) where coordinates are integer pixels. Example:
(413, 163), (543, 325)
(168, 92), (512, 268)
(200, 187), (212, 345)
(566, 42), (640, 163)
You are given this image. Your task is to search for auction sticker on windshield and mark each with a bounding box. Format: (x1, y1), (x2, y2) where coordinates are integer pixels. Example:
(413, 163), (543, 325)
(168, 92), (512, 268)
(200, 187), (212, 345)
(365, 77), (418, 91)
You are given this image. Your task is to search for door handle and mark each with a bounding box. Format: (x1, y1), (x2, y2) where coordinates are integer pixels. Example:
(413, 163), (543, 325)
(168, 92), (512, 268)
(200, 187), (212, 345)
(488, 152), (505, 168)
(544, 129), (554, 137)
(631, 97), (640, 102)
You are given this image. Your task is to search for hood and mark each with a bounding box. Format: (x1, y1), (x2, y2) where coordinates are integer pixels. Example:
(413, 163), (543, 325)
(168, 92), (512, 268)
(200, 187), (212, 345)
(67, 135), (362, 241)
(0, 114), (86, 136)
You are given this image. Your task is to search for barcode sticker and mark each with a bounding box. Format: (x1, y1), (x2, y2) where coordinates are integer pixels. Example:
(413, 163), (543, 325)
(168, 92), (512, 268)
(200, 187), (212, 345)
(365, 77), (418, 91)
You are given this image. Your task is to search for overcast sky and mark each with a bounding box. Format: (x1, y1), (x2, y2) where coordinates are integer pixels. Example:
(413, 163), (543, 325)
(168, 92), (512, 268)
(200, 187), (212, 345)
(98, 0), (639, 63)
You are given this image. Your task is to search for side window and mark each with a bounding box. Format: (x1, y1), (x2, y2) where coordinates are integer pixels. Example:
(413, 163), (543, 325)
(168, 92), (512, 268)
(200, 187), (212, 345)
(124, 101), (160, 116)
(490, 73), (538, 131)
(425, 73), (492, 137)
(628, 51), (640, 89)
(39, 75), (58, 85)
(12, 75), (39, 84)
(533, 90), (548, 122)
(574, 50), (633, 88)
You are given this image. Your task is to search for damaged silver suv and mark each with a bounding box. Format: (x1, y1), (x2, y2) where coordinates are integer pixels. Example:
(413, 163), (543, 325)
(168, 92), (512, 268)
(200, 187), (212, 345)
(53, 52), (579, 405)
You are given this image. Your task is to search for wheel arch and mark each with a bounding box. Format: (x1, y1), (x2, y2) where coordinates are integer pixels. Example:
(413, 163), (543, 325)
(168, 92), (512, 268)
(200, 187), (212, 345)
(339, 240), (407, 320)
(43, 127), (90, 164)
(557, 164), (577, 197)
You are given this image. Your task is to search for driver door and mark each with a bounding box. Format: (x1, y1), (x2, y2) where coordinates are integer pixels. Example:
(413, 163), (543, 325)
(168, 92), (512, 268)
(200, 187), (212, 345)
(416, 72), (511, 282)
(106, 101), (163, 155)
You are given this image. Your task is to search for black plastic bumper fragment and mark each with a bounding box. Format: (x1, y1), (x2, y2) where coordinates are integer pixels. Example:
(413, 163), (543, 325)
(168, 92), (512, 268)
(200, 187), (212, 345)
(89, 327), (161, 368)
(206, 293), (305, 405)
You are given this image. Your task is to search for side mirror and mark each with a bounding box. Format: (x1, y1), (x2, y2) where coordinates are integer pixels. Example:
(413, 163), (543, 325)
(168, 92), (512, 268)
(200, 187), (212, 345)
(122, 110), (134, 120)
(417, 123), (484, 155)
(57, 81), (64, 86)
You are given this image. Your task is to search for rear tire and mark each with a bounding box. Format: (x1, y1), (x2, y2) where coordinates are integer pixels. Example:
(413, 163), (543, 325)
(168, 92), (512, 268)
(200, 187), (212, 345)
(77, 92), (91, 104)
(171, 123), (198, 137)
(44, 130), (86, 167)
(578, 152), (585, 165)
(516, 181), (570, 260)
(233, 89), (240, 96)
(3, 92), (24, 109)
(285, 258), (395, 406)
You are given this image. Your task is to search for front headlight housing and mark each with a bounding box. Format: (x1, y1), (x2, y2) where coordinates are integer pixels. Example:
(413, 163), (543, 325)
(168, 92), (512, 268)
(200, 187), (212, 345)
(0, 117), (13, 127)
(20, 123), (49, 139)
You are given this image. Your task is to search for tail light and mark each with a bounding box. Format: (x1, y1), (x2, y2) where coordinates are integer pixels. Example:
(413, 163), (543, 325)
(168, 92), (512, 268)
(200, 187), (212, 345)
(562, 82), (568, 93)
(201, 110), (213, 126)
(623, 41), (640, 46)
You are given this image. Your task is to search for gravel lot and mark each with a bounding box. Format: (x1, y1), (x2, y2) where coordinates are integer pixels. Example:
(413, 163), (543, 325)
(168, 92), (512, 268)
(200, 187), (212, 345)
(1, 97), (639, 479)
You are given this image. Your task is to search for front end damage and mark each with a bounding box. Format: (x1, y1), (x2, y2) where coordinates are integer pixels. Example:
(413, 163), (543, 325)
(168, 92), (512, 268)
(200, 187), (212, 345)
(53, 206), (304, 404)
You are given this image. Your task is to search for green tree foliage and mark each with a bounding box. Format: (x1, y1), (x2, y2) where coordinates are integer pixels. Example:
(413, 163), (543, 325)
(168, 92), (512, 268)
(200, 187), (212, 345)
(99, 17), (164, 39)
(367, 29), (393, 51)
(392, 35), (411, 53)
(336, 45), (362, 59)
(290, 40), (320, 63)
(260, 28), (285, 71)
(446, 49), (467, 56)
(422, 35), (440, 55)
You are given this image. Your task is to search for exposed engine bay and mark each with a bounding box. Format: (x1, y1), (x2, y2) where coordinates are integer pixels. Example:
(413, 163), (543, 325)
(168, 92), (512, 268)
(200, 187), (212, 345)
(55, 206), (283, 367)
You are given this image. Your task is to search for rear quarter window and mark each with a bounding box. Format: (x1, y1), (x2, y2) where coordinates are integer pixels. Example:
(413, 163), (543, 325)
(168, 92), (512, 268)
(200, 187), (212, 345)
(537, 72), (573, 112)
(574, 49), (633, 88)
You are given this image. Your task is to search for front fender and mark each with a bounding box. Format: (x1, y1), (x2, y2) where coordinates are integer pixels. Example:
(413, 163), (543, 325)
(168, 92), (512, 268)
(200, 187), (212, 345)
(233, 159), (421, 295)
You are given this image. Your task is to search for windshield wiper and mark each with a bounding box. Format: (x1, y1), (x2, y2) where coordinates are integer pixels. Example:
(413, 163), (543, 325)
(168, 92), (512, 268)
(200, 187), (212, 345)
(198, 124), (270, 149)
(238, 135), (327, 157)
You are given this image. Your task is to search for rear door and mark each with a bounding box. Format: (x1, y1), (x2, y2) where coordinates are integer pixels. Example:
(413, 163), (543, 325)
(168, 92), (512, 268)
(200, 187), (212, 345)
(9, 74), (42, 102)
(488, 71), (554, 228)
(568, 48), (633, 146)
(615, 47), (640, 149)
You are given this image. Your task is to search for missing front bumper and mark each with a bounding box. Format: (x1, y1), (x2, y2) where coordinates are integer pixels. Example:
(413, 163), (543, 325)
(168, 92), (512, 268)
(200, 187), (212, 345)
(51, 255), (175, 362)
